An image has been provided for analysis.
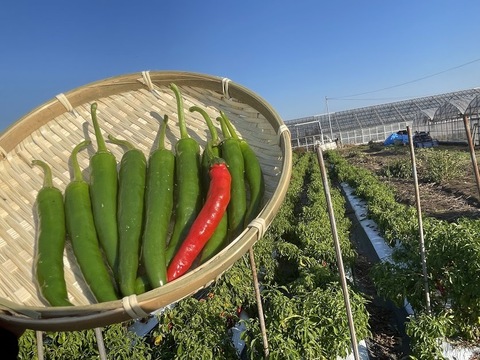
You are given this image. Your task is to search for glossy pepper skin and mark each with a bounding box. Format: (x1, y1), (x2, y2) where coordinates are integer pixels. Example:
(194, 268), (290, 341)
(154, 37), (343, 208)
(220, 111), (265, 225)
(107, 135), (147, 297)
(217, 114), (247, 241)
(167, 157), (231, 281)
(189, 106), (229, 264)
(64, 140), (118, 303)
(165, 83), (202, 265)
(88, 103), (119, 272)
(142, 115), (175, 289)
(32, 159), (72, 307)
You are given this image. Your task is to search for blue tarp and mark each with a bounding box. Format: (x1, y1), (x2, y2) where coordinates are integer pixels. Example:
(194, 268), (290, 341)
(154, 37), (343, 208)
(384, 132), (409, 146)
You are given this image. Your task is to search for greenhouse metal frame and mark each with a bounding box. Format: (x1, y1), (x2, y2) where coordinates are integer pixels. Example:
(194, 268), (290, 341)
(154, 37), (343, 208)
(287, 88), (480, 149)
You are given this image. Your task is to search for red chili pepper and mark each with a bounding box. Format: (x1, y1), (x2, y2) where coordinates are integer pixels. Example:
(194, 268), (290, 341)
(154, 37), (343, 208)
(167, 158), (231, 281)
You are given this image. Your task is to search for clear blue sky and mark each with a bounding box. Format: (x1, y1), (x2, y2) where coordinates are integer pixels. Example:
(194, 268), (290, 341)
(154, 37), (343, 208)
(1, 0), (479, 131)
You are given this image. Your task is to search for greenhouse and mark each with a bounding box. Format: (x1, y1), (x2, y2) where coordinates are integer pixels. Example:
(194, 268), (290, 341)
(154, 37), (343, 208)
(287, 88), (480, 149)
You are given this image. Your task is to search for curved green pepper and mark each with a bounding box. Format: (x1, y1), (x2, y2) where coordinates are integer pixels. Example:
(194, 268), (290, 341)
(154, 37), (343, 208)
(32, 159), (72, 307)
(89, 103), (119, 272)
(142, 115), (175, 288)
(217, 114), (247, 241)
(165, 83), (202, 265)
(64, 140), (118, 303)
(220, 111), (265, 225)
(108, 135), (147, 297)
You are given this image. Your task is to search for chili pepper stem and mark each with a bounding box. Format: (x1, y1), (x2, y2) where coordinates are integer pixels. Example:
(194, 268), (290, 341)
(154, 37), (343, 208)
(217, 115), (232, 139)
(107, 134), (136, 151)
(170, 83), (189, 140)
(71, 140), (91, 181)
(157, 115), (168, 150)
(91, 103), (109, 153)
(220, 111), (239, 140)
(190, 106), (219, 143)
(32, 160), (54, 187)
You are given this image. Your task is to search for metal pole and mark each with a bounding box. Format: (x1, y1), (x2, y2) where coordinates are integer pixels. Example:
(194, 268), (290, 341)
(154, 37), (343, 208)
(249, 247), (269, 359)
(315, 146), (360, 360)
(407, 126), (431, 314)
(463, 115), (480, 199)
(325, 97), (334, 141)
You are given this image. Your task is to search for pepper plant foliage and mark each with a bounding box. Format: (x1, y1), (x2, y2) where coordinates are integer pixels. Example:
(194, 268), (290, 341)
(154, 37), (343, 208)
(18, 151), (370, 359)
(151, 150), (369, 359)
(325, 148), (480, 356)
(18, 323), (152, 359)
(239, 151), (369, 359)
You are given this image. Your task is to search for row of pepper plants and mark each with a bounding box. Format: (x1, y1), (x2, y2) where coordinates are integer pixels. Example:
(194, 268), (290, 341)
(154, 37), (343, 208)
(325, 148), (480, 359)
(18, 150), (370, 359)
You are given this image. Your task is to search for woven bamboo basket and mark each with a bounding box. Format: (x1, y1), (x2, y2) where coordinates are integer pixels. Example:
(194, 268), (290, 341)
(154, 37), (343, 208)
(0, 71), (292, 331)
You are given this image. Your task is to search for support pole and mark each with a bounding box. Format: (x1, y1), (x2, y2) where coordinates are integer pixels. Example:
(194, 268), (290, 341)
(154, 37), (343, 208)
(94, 327), (107, 360)
(463, 115), (480, 200)
(315, 146), (360, 360)
(249, 247), (269, 359)
(407, 126), (431, 314)
(36, 331), (44, 360)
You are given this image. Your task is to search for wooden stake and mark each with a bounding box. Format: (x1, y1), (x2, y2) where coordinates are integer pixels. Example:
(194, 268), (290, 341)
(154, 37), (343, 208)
(315, 145), (360, 360)
(36, 331), (44, 360)
(407, 126), (431, 314)
(249, 247), (269, 359)
(463, 115), (480, 200)
(94, 327), (107, 360)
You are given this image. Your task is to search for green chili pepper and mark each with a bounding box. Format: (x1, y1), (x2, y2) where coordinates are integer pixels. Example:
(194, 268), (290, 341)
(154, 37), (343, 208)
(142, 115), (175, 289)
(134, 274), (151, 295)
(107, 135), (147, 297)
(220, 111), (265, 225)
(217, 114), (247, 240)
(32, 159), (72, 307)
(189, 106), (221, 193)
(64, 140), (118, 303)
(165, 83), (202, 265)
(189, 106), (229, 263)
(88, 103), (119, 272)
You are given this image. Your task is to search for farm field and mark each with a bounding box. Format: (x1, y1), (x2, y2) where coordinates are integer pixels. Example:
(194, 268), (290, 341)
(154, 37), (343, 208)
(15, 143), (480, 359)
(335, 143), (480, 221)
(17, 150), (373, 359)
(330, 142), (480, 359)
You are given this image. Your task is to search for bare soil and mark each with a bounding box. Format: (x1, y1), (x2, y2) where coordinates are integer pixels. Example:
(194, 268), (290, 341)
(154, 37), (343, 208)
(338, 143), (480, 221)
(336, 142), (480, 359)
(353, 253), (408, 359)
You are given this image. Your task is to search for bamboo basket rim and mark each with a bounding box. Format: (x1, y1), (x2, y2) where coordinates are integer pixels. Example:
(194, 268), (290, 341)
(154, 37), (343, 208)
(0, 70), (292, 331)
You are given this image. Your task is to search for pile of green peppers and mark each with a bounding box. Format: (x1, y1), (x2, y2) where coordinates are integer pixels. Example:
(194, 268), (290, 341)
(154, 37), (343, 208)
(32, 83), (265, 306)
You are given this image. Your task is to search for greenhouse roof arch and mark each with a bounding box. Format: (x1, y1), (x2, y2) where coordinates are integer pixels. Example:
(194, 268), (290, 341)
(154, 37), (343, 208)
(433, 95), (476, 122)
(413, 108), (437, 126)
(465, 94), (480, 117)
